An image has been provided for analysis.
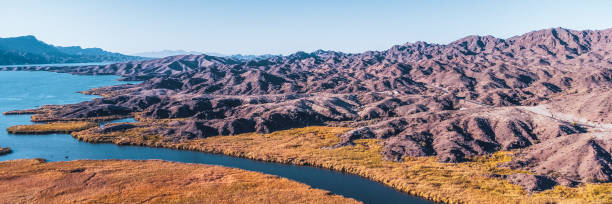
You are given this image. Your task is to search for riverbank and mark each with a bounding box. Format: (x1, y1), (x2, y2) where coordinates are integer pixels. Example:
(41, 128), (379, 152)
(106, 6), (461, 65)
(0, 159), (358, 203)
(73, 124), (612, 204)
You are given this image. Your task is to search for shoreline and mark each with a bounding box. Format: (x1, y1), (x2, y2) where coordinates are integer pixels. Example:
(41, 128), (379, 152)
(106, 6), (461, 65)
(6, 111), (611, 203)
(71, 124), (611, 204)
(2, 69), (610, 203)
(4, 111), (433, 203)
(6, 121), (97, 134)
(75, 133), (456, 203)
(5, 112), (449, 203)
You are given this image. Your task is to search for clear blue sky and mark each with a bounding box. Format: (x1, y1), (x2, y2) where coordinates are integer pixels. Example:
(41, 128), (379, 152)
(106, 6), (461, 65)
(1, 0), (611, 55)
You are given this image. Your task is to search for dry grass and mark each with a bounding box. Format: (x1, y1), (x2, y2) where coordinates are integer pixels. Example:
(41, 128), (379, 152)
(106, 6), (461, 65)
(2, 109), (47, 115)
(73, 125), (612, 204)
(7, 121), (97, 134)
(3, 106), (129, 122)
(0, 159), (358, 204)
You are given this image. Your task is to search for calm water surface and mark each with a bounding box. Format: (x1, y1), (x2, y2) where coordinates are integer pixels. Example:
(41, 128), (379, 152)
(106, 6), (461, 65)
(0, 71), (431, 204)
(0, 62), (115, 68)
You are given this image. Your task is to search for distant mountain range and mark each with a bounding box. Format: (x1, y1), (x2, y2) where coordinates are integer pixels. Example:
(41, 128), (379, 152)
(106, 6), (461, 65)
(0, 35), (280, 66)
(227, 54), (280, 61)
(132, 50), (207, 58)
(132, 50), (279, 61)
(0, 35), (145, 65)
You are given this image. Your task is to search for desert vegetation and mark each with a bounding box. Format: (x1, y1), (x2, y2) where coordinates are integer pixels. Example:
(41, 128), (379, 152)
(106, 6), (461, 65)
(2, 108), (47, 115)
(72, 125), (612, 204)
(0, 159), (357, 203)
(7, 121), (97, 134)
(30, 114), (128, 123)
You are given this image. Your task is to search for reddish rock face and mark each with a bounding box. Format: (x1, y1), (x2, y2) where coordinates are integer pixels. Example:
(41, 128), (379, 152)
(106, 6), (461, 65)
(6, 27), (612, 189)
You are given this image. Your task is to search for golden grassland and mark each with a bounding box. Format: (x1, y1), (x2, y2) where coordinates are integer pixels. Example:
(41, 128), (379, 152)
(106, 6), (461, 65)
(79, 89), (119, 98)
(0, 159), (358, 204)
(2, 109), (47, 115)
(7, 121), (97, 134)
(0, 147), (11, 155)
(3, 105), (62, 115)
(2, 106), (129, 122)
(73, 125), (612, 204)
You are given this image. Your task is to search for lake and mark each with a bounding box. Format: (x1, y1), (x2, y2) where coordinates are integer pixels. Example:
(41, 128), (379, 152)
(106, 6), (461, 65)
(0, 62), (116, 68)
(0, 71), (431, 204)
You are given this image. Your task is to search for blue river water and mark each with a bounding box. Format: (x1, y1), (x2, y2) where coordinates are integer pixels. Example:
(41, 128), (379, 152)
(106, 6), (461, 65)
(0, 71), (431, 204)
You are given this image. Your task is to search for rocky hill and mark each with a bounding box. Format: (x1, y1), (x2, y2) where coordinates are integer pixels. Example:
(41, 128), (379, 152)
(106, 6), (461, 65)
(0, 35), (145, 65)
(3, 27), (611, 190)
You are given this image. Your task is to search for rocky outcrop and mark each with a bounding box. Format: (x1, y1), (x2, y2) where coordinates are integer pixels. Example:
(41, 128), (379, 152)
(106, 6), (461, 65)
(494, 173), (558, 192)
(344, 107), (586, 162)
(97, 123), (137, 133)
(0, 147), (11, 156)
(505, 133), (612, 184)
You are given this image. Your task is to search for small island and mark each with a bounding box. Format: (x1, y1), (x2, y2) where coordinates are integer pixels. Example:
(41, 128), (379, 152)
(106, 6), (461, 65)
(6, 121), (97, 134)
(0, 147), (11, 156)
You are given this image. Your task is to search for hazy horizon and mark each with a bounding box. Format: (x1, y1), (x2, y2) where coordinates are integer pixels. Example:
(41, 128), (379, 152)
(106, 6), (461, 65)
(2, 0), (611, 55)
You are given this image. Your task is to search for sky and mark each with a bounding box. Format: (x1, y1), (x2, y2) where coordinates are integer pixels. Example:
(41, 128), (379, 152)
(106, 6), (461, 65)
(1, 0), (611, 55)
